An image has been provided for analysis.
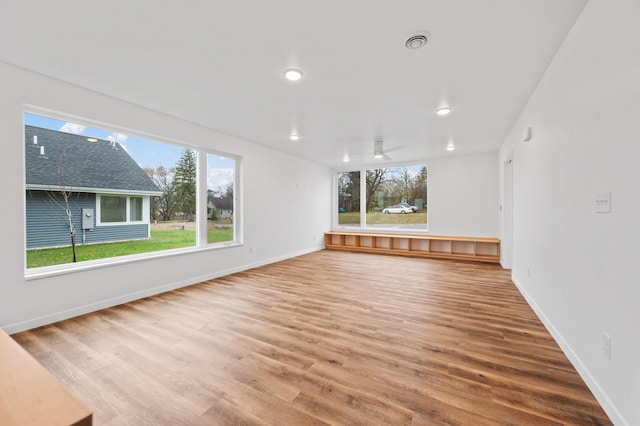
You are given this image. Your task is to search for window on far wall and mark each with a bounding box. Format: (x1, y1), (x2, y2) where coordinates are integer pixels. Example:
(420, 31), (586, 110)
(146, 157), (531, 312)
(23, 112), (240, 272)
(336, 164), (427, 231)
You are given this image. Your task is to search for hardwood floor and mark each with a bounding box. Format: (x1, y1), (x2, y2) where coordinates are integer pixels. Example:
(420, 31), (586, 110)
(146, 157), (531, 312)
(12, 250), (611, 425)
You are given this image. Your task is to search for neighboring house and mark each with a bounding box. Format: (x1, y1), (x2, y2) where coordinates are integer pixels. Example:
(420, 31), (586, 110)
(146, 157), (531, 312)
(25, 125), (162, 249)
(207, 196), (233, 220)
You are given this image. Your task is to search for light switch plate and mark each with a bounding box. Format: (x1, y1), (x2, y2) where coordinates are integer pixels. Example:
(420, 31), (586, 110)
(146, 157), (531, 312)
(596, 191), (611, 214)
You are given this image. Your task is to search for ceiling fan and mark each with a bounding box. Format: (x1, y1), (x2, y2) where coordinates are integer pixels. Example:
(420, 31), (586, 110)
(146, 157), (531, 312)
(372, 140), (403, 160)
(345, 139), (404, 162)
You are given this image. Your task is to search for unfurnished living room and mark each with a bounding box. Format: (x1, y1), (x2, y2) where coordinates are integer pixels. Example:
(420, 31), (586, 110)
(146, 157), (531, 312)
(0, 1), (637, 425)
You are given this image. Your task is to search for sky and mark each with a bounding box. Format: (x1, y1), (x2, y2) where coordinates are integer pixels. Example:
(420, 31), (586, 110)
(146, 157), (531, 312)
(25, 113), (234, 191)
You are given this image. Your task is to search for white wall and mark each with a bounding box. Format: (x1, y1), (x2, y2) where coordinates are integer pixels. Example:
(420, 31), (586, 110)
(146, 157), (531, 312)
(498, 1), (639, 424)
(428, 152), (498, 237)
(0, 62), (332, 333)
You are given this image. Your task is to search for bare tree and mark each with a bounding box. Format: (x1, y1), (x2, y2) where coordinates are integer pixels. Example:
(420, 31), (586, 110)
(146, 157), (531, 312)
(391, 167), (416, 203)
(338, 171), (361, 213)
(145, 165), (176, 221)
(366, 169), (386, 212)
(44, 146), (89, 263)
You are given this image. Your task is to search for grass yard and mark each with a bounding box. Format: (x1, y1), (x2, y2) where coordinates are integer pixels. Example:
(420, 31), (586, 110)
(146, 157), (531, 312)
(338, 211), (428, 225)
(27, 227), (233, 269)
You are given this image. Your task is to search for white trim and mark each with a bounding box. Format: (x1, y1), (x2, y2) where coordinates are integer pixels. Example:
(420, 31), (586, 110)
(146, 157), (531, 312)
(25, 240), (243, 280)
(234, 155), (243, 245)
(26, 184), (161, 196)
(204, 151), (242, 246)
(197, 150), (207, 246)
(511, 274), (627, 426)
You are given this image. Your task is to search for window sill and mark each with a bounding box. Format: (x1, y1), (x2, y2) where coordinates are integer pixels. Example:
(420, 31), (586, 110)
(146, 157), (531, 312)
(335, 225), (429, 234)
(24, 241), (242, 281)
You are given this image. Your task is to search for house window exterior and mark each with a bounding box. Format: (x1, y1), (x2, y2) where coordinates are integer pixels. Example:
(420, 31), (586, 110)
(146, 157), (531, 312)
(97, 195), (149, 225)
(100, 195), (127, 223)
(130, 197), (143, 222)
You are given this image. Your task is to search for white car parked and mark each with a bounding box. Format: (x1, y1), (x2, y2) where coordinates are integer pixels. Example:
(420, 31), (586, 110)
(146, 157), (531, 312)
(399, 202), (418, 212)
(382, 204), (413, 214)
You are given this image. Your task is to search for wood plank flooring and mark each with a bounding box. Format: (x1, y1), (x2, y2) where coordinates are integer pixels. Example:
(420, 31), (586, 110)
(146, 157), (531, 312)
(12, 250), (611, 425)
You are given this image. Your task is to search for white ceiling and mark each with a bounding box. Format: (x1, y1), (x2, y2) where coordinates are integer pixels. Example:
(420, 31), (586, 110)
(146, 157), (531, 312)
(1, 0), (588, 168)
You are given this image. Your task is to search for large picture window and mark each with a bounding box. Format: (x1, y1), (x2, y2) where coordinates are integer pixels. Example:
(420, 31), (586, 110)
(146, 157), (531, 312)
(24, 112), (240, 272)
(336, 165), (427, 231)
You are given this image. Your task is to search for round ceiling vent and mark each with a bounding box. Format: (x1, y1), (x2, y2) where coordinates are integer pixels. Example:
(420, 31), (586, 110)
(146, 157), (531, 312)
(404, 33), (430, 49)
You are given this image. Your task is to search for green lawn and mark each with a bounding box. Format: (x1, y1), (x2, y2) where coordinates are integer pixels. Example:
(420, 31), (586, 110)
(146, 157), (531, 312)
(338, 211), (427, 225)
(27, 228), (234, 269)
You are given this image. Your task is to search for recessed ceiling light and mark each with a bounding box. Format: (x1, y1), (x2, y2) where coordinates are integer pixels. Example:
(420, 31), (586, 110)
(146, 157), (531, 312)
(283, 69), (303, 81)
(343, 154), (350, 162)
(436, 107), (452, 116)
(289, 134), (300, 141)
(86, 138), (98, 142)
(446, 143), (456, 151)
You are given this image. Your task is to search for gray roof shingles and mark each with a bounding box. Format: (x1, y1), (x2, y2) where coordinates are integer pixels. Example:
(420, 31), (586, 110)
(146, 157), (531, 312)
(25, 125), (161, 194)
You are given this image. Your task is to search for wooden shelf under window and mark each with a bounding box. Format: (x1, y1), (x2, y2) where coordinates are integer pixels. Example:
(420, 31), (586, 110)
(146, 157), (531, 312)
(324, 231), (500, 263)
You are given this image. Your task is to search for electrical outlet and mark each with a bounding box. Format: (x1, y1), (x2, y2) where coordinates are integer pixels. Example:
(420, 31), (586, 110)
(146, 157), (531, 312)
(602, 333), (611, 359)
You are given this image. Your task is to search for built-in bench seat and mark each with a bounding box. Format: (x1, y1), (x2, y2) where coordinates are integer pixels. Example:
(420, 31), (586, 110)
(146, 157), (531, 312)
(324, 231), (500, 263)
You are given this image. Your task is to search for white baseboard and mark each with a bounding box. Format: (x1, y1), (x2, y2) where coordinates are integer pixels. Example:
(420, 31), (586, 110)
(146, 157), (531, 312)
(3, 246), (322, 335)
(511, 273), (627, 426)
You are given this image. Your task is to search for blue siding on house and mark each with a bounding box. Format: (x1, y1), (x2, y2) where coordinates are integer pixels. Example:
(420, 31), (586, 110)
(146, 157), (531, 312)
(26, 190), (149, 249)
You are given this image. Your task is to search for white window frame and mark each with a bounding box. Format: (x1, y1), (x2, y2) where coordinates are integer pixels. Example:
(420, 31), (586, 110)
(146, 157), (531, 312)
(333, 165), (429, 233)
(202, 150), (241, 247)
(24, 108), (244, 279)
